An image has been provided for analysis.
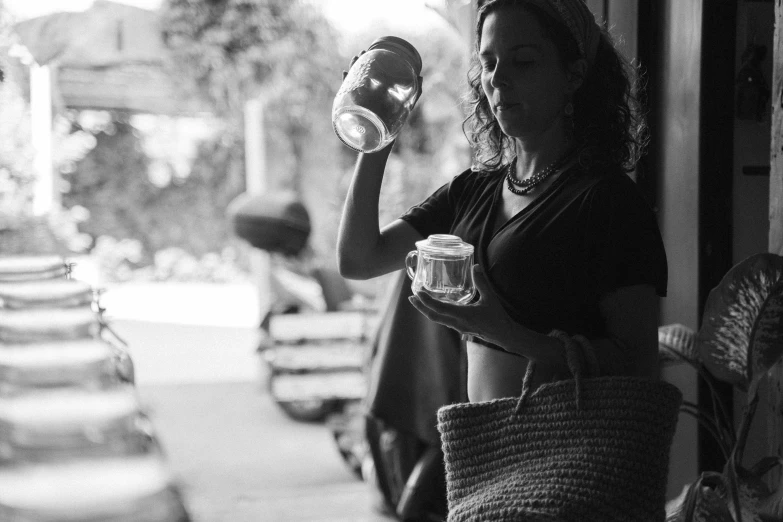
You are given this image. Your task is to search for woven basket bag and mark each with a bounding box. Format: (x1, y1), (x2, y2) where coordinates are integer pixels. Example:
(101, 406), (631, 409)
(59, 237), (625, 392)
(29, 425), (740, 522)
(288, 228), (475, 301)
(437, 335), (683, 522)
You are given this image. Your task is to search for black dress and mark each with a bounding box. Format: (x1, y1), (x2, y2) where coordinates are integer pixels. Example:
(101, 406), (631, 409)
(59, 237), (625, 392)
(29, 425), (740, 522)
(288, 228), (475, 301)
(399, 162), (668, 352)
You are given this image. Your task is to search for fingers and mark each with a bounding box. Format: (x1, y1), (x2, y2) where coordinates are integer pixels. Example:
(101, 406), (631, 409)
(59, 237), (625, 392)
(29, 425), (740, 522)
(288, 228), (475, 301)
(410, 290), (444, 313)
(409, 289), (468, 320)
(342, 52), (364, 81)
(408, 293), (478, 338)
(408, 295), (444, 324)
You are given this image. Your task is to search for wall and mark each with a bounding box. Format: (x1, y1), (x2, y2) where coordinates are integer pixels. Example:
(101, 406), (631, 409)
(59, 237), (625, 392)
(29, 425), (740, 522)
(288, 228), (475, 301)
(640, 0), (703, 499)
(732, 0), (775, 472)
(733, 2), (773, 266)
(587, 0), (776, 490)
(581, 0), (704, 499)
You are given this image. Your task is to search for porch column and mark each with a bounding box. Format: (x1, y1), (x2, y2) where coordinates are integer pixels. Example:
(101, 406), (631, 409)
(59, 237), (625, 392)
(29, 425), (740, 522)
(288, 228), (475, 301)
(244, 97), (274, 322)
(30, 63), (55, 215)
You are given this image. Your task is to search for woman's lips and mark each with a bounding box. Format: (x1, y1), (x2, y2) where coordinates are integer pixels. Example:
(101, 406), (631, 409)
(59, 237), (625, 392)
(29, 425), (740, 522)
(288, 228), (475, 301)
(495, 103), (519, 112)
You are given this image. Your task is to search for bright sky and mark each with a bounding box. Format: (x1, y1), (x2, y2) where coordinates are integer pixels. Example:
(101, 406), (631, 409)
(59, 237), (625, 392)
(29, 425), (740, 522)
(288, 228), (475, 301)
(3, 0), (443, 32)
(4, 0), (162, 20)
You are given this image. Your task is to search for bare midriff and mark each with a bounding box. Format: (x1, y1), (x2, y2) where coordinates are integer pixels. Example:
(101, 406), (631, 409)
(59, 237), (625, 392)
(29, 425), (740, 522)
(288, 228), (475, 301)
(466, 340), (562, 402)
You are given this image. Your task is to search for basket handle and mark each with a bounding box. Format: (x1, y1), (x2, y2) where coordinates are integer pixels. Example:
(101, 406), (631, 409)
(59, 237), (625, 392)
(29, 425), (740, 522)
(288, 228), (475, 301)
(514, 331), (600, 415)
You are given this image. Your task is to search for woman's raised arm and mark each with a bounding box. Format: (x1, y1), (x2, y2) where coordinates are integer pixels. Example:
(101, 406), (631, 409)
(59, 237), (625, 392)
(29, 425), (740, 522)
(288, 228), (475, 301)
(336, 145), (423, 280)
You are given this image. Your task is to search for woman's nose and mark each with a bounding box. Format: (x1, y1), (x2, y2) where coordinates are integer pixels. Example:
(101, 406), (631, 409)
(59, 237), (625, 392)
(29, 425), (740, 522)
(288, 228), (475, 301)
(490, 65), (510, 89)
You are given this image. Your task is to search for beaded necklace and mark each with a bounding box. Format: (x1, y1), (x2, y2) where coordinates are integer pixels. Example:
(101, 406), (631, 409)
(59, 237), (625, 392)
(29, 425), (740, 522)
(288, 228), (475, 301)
(505, 152), (573, 195)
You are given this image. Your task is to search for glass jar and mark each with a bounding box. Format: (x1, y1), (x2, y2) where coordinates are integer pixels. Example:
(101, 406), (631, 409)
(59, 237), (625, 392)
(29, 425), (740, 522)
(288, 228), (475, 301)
(405, 234), (476, 305)
(332, 36), (422, 153)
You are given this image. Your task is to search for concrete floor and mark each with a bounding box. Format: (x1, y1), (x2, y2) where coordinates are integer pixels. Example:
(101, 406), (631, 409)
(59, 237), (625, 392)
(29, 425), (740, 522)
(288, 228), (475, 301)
(109, 308), (395, 522)
(137, 381), (393, 522)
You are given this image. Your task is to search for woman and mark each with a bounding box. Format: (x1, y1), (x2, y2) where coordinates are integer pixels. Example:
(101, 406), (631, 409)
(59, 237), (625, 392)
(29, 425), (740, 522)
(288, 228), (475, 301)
(337, 0), (666, 403)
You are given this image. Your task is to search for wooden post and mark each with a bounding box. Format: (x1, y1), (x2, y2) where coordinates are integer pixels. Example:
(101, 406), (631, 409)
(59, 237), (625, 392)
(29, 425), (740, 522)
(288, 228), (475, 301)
(244, 97), (267, 195)
(768, 0), (783, 485)
(30, 63), (55, 216)
(244, 97), (273, 321)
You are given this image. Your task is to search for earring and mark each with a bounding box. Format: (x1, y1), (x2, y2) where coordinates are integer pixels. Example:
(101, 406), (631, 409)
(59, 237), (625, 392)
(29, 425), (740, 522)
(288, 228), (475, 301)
(564, 102), (574, 117)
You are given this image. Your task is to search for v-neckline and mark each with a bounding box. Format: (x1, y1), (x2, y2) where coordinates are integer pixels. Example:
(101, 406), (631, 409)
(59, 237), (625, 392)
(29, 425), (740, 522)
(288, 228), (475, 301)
(478, 161), (577, 268)
(493, 161), (575, 237)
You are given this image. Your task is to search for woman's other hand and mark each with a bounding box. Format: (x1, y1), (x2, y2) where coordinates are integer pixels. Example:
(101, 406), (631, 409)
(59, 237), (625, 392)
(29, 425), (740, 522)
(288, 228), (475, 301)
(408, 264), (511, 344)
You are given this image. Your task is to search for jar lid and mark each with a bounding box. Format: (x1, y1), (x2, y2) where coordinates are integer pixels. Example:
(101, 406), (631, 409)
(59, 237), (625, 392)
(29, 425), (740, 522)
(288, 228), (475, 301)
(369, 36), (422, 75)
(415, 234), (474, 256)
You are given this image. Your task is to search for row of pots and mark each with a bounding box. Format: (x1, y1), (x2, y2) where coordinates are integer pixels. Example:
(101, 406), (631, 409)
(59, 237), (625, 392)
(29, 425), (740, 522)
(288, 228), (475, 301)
(0, 255), (191, 521)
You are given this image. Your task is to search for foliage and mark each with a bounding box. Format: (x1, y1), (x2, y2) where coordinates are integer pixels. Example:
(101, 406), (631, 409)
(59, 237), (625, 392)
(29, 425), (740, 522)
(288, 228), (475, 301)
(90, 236), (249, 283)
(61, 115), (152, 257)
(59, 112), (251, 280)
(0, 8), (100, 256)
(159, 0), (349, 247)
(699, 254), (783, 399)
(0, 12), (34, 220)
(159, 0), (343, 129)
(658, 253), (783, 522)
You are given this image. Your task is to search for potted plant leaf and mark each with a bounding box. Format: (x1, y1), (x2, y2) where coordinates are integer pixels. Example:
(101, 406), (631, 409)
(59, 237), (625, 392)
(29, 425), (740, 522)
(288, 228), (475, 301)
(658, 252), (783, 522)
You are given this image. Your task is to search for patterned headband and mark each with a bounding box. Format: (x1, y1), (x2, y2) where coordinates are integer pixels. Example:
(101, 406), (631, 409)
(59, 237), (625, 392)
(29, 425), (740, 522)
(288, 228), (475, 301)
(525, 0), (601, 65)
(480, 0), (601, 65)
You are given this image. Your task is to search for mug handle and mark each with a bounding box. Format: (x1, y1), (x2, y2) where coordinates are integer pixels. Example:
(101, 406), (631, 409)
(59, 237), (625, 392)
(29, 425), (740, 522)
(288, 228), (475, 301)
(405, 251), (418, 281)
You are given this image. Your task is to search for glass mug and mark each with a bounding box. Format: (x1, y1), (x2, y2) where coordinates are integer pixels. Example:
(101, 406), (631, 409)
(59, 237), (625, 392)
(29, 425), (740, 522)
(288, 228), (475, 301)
(405, 234), (476, 305)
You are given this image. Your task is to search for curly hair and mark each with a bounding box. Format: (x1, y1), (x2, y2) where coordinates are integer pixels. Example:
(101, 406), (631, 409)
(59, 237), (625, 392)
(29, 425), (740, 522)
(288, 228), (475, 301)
(463, 0), (649, 173)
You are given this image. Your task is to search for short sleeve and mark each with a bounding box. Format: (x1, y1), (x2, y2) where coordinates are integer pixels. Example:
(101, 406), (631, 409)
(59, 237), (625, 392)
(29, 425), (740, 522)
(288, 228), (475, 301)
(585, 174), (668, 297)
(398, 169), (470, 238)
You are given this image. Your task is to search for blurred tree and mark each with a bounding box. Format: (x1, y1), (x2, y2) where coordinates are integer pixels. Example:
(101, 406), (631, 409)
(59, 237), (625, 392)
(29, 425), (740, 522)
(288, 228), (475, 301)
(50, 0), (344, 279)
(0, 4), (69, 256)
(159, 0), (345, 191)
(60, 115), (155, 259)
(0, 6), (34, 221)
(61, 113), (247, 264)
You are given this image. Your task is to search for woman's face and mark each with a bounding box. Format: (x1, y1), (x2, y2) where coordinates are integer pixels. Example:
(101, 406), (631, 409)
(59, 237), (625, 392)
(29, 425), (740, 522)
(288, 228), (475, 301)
(478, 6), (580, 142)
